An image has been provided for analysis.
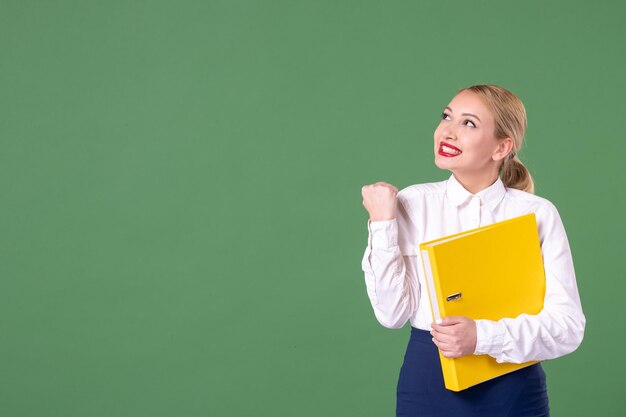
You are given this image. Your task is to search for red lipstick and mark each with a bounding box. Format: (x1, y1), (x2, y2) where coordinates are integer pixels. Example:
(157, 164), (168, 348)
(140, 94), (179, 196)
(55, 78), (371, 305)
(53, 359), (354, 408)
(438, 142), (462, 157)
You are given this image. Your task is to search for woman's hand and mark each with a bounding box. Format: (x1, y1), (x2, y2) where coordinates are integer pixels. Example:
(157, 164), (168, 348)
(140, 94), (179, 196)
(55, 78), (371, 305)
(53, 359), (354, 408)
(431, 316), (477, 358)
(361, 182), (398, 221)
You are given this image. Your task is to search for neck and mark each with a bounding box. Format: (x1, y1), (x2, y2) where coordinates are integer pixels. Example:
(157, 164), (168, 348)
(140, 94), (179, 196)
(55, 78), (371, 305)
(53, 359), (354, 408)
(452, 170), (499, 194)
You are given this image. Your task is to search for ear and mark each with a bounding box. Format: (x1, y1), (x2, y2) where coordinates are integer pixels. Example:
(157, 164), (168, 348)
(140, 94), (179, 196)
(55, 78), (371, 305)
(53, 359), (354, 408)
(492, 138), (514, 162)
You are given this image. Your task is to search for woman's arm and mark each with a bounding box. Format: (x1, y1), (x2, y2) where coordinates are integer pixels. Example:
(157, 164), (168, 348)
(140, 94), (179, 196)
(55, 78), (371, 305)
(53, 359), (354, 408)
(473, 200), (586, 363)
(361, 205), (419, 329)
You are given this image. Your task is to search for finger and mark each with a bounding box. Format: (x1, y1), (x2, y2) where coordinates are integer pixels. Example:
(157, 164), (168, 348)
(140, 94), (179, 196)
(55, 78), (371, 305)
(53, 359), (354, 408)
(432, 338), (455, 351)
(431, 336), (444, 350)
(432, 338), (457, 357)
(432, 338), (459, 356)
(439, 316), (465, 326)
(440, 349), (462, 359)
(431, 331), (456, 345)
(431, 332), (456, 347)
(375, 182), (397, 191)
(431, 322), (456, 336)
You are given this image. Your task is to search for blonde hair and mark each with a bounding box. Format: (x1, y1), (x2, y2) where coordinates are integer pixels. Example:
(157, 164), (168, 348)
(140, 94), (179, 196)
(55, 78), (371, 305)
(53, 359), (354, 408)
(457, 84), (535, 194)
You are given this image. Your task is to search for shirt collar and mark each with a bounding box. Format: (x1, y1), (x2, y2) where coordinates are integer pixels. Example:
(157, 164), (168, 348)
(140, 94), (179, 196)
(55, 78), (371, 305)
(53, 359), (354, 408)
(445, 173), (506, 212)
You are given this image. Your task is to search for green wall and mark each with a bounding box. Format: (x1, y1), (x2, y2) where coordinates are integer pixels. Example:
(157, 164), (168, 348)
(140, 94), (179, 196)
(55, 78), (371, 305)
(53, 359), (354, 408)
(1, 1), (624, 416)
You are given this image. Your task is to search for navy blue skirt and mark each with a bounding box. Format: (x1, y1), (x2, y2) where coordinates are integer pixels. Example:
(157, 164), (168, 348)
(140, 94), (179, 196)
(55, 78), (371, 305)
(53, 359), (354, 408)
(397, 327), (549, 417)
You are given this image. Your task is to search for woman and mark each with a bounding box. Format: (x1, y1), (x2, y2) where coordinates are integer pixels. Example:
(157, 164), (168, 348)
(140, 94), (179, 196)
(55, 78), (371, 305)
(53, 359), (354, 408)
(360, 84), (585, 417)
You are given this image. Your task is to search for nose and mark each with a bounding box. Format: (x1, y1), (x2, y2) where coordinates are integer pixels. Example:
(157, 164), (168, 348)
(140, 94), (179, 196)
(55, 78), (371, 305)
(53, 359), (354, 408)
(440, 123), (457, 141)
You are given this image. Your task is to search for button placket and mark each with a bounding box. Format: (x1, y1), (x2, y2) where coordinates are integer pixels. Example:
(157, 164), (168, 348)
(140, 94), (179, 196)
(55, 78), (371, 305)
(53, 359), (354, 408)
(469, 195), (481, 228)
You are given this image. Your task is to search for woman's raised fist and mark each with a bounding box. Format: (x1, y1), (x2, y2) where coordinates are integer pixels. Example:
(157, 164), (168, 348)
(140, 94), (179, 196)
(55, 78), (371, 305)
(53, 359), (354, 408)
(361, 182), (398, 222)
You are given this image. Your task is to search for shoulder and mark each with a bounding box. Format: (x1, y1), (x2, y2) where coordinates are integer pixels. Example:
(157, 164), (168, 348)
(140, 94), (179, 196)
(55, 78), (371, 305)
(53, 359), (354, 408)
(504, 188), (565, 233)
(504, 187), (560, 211)
(396, 179), (447, 203)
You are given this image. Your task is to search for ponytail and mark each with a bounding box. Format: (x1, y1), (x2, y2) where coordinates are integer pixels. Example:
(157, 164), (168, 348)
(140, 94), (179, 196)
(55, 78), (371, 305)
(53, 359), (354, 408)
(499, 154), (534, 194)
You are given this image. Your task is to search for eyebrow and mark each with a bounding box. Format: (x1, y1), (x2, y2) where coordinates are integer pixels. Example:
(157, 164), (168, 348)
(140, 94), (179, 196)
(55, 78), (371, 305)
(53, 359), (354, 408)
(444, 106), (481, 122)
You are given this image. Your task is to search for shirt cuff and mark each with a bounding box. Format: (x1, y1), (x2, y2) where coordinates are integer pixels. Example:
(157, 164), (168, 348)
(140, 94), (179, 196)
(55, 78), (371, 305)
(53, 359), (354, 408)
(367, 218), (398, 250)
(474, 319), (506, 357)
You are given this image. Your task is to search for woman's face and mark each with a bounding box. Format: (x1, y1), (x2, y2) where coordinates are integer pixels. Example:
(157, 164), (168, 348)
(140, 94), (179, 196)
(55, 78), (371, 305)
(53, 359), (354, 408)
(433, 90), (505, 175)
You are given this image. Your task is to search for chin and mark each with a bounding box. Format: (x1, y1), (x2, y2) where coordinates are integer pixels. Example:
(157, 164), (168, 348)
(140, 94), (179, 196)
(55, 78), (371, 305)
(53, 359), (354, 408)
(434, 157), (452, 170)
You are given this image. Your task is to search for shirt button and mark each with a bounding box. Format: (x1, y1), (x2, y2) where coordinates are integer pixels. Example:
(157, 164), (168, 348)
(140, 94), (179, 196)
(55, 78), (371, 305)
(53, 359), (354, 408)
(470, 196), (481, 226)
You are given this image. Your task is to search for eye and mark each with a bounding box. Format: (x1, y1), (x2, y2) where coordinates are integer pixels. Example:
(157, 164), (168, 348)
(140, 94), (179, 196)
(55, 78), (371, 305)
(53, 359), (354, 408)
(464, 119), (476, 128)
(441, 112), (450, 120)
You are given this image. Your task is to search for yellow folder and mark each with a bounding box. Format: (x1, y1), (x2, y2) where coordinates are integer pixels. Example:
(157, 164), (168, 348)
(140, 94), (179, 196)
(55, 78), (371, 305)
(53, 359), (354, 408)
(419, 213), (545, 392)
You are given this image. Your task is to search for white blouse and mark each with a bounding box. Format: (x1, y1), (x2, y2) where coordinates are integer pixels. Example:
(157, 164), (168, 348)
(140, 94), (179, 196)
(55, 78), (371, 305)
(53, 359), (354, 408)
(361, 173), (586, 364)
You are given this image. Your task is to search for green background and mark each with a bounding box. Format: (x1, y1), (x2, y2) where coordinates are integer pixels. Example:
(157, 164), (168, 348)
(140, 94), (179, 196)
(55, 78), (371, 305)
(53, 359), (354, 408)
(1, 1), (624, 416)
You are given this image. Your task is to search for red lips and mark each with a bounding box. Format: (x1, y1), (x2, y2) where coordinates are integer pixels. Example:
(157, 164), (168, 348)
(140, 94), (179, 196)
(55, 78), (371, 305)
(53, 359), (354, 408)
(439, 142), (462, 157)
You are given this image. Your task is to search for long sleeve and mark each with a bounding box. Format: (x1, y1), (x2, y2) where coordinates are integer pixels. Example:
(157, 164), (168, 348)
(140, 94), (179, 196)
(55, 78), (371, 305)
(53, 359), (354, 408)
(361, 217), (419, 329)
(474, 201), (586, 363)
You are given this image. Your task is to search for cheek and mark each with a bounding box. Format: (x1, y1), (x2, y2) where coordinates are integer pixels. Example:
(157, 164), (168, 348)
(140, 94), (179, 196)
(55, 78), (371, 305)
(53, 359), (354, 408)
(464, 139), (492, 159)
(433, 125), (443, 140)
